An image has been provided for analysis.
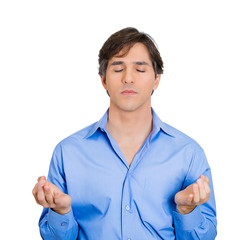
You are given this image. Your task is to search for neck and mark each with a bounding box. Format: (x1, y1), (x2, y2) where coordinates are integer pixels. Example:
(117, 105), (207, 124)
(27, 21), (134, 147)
(106, 104), (153, 141)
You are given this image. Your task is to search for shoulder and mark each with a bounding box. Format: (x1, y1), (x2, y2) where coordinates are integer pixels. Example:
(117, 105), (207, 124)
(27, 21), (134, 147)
(54, 121), (98, 150)
(161, 122), (210, 178)
(161, 121), (204, 153)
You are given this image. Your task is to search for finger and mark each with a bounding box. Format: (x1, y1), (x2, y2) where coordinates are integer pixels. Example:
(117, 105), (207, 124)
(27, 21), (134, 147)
(53, 190), (62, 205)
(200, 174), (209, 184)
(197, 179), (206, 200)
(200, 175), (210, 194)
(32, 182), (39, 197)
(37, 183), (49, 208)
(44, 183), (55, 206)
(204, 176), (209, 184)
(193, 183), (200, 203)
(188, 193), (194, 203)
(37, 176), (46, 182)
(53, 190), (66, 209)
(203, 180), (211, 195)
(33, 177), (46, 200)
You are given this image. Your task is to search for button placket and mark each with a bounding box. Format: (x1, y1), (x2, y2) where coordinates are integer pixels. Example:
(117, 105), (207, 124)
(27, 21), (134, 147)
(121, 171), (134, 239)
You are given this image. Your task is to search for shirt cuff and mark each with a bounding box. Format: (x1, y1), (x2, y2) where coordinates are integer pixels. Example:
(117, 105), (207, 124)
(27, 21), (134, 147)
(173, 206), (204, 231)
(47, 208), (76, 231)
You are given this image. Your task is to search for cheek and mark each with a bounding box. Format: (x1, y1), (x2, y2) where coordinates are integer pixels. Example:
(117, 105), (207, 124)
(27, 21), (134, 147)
(106, 77), (120, 91)
(139, 76), (156, 89)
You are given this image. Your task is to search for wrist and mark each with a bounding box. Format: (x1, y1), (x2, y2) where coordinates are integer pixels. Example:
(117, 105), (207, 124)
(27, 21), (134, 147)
(176, 205), (196, 215)
(51, 206), (71, 215)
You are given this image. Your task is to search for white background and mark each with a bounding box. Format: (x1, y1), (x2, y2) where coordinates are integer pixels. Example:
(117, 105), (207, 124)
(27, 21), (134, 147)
(1, 0), (247, 239)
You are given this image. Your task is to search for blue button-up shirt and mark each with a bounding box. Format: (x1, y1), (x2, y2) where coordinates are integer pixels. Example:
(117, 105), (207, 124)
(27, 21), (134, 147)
(39, 108), (217, 240)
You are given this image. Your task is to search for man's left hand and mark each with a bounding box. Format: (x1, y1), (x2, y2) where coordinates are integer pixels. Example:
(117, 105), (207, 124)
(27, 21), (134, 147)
(174, 175), (211, 215)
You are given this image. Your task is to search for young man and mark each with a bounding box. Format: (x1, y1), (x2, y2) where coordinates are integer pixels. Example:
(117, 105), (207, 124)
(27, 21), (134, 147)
(33, 27), (217, 239)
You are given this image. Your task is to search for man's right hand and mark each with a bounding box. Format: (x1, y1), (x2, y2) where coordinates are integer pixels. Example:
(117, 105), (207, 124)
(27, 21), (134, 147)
(32, 176), (72, 215)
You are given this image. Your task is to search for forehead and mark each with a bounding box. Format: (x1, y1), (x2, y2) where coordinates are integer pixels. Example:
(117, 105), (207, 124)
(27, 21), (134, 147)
(110, 43), (152, 64)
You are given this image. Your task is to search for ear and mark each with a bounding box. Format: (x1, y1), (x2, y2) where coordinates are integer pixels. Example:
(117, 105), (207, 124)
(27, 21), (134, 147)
(153, 74), (161, 91)
(100, 75), (107, 90)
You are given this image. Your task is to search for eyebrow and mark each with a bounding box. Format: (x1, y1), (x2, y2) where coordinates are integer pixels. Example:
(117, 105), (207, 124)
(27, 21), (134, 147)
(133, 61), (149, 66)
(110, 61), (124, 66)
(110, 61), (149, 66)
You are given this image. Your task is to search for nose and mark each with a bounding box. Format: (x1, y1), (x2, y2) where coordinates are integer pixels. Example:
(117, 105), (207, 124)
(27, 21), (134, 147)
(122, 68), (134, 84)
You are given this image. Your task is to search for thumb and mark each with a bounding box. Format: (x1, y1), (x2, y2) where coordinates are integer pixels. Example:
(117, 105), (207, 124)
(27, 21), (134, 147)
(37, 176), (46, 182)
(54, 190), (60, 199)
(188, 193), (194, 202)
(53, 190), (63, 205)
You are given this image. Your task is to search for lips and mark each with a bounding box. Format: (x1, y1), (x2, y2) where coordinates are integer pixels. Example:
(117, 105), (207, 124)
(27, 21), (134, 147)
(121, 90), (137, 96)
(122, 90), (136, 93)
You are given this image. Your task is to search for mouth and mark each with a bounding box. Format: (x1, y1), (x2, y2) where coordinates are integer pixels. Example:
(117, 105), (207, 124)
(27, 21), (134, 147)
(121, 90), (137, 95)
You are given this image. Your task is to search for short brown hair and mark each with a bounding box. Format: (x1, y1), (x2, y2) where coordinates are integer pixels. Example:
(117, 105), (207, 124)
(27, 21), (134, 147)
(98, 27), (164, 77)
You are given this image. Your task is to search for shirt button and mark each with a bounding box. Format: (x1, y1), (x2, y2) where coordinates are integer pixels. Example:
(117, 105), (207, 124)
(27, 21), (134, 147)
(61, 222), (67, 226)
(125, 205), (130, 211)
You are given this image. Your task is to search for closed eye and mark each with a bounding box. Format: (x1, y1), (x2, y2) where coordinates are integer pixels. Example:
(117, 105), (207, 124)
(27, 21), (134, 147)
(136, 69), (145, 73)
(114, 69), (124, 72)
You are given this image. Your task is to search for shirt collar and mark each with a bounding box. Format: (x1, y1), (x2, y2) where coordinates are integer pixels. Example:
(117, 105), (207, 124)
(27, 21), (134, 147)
(150, 107), (174, 138)
(83, 109), (108, 139)
(84, 107), (174, 139)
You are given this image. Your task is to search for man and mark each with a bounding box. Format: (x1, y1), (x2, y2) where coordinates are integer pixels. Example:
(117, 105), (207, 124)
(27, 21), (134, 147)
(33, 27), (217, 239)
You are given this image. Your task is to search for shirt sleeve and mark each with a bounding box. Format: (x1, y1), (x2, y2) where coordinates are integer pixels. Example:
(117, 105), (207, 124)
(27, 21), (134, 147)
(173, 143), (217, 240)
(38, 144), (79, 240)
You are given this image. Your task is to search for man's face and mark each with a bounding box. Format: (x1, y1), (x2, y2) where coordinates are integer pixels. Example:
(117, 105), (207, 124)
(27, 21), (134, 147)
(101, 43), (161, 112)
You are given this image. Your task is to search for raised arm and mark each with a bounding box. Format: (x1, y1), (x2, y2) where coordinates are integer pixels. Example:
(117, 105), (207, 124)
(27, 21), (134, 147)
(173, 146), (217, 240)
(32, 144), (78, 239)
